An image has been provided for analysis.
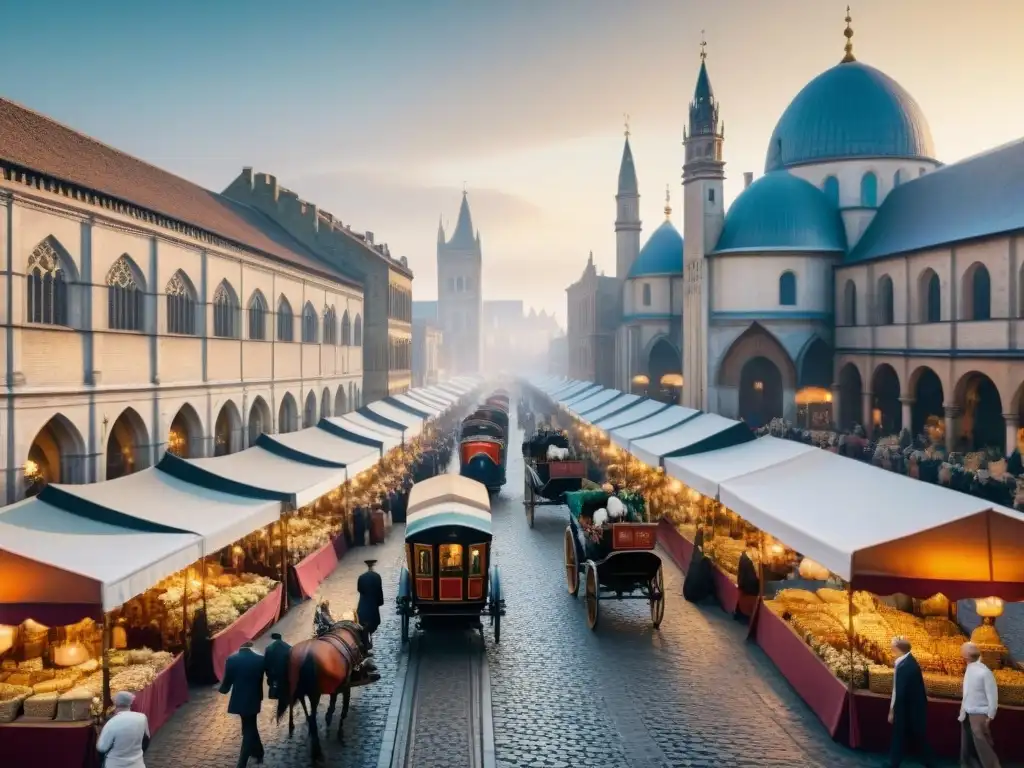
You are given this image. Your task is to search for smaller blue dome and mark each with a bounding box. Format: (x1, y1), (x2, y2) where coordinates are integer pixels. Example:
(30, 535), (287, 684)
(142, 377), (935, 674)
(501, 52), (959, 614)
(628, 220), (683, 278)
(713, 172), (847, 254)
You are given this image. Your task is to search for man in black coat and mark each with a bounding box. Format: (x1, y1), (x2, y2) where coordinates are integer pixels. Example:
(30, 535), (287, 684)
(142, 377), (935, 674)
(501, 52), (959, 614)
(888, 637), (936, 767)
(357, 559), (385, 651)
(262, 633), (291, 702)
(219, 641), (267, 768)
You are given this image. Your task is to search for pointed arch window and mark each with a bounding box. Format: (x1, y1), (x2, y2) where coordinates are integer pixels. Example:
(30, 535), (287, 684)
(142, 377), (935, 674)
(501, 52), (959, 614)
(641, 283), (652, 307)
(778, 271), (797, 306)
(966, 264), (991, 321)
(26, 237), (70, 326)
(353, 314), (363, 346)
(247, 291), (268, 340)
(213, 280), (239, 338)
(302, 302), (318, 343)
(107, 255), (145, 332)
(277, 296), (294, 342)
(876, 275), (895, 325)
(165, 271), (196, 335)
(860, 172), (878, 207)
(920, 270), (941, 323)
(843, 280), (858, 326)
(323, 306), (337, 345)
(341, 310), (352, 346)
(822, 176), (839, 205)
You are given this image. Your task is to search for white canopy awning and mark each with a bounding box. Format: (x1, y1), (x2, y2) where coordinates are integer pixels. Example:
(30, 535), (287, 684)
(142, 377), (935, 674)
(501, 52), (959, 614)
(664, 436), (818, 498)
(338, 411), (406, 443)
(323, 416), (402, 451)
(593, 398), (665, 430)
(406, 388), (452, 408)
(609, 405), (699, 449)
(718, 448), (1024, 597)
(182, 446), (348, 508)
(579, 393), (640, 425)
(364, 401), (423, 438)
(407, 474), (491, 515)
(553, 380), (588, 399)
(569, 388), (621, 417)
(394, 393), (444, 416)
(628, 412), (751, 467)
(0, 497), (202, 623)
(44, 468), (282, 556)
(261, 428), (381, 479)
(560, 384), (603, 407)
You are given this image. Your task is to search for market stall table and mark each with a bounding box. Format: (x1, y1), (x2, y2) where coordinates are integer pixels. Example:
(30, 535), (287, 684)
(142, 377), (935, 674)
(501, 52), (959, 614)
(210, 583), (283, 682)
(0, 720), (97, 768)
(292, 533), (349, 600)
(131, 652), (189, 734)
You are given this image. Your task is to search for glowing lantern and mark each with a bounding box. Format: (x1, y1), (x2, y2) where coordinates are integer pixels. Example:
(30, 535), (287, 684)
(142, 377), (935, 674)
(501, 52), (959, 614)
(53, 642), (90, 668)
(975, 596), (1004, 620)
(798, 557), (830, 581)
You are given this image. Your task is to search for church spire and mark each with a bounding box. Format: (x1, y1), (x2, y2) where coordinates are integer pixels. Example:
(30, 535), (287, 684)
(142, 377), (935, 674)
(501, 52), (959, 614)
(437, 215), (445, 245)
(664, 184), (672, 220)
(841, 6), (856, 63)
(447, 190), (476, 249)
(688, 31), (721, 139)
(617, 114), (638, 195)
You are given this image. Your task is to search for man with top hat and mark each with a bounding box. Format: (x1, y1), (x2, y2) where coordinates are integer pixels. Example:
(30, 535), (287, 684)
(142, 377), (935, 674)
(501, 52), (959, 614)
(219, 641), (267, 768)
(357, 560), (384, 651)
(263, 632), (291, 702)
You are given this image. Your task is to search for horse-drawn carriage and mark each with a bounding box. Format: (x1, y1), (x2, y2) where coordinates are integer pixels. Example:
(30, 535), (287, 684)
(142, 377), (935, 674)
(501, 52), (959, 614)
(563, 489), (665, 630)
(522, 428), (587, 528)
(459, 398), (510, 493)
(397, 474), (505, 643)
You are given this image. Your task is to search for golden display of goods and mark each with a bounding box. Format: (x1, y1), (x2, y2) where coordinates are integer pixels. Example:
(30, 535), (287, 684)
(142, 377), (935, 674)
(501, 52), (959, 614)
(816, 588), (847, 604)
(919, 593), (950, 617)
(53, 642), (90, 668)
(799, 557), (831, 581)
(868, 665), (894, 695)
(970, 622), (1001, 646)
(22, 691), (59, 719)
(55, 688), (94, 722)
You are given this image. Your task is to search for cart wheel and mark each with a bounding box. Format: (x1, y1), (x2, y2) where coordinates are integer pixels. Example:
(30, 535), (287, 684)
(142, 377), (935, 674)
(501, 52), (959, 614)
(493, 611), (501, 643)
(526, 485), (536, 528)
(584, 561), (599, 631)
(564, 527), (579, 596)
(649, 565), (665, 629)
(401, 611), (410, 644)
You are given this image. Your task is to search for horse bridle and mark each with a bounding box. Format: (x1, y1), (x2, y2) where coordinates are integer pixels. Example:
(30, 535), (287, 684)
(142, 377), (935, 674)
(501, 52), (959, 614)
(317, 621), (367, 671)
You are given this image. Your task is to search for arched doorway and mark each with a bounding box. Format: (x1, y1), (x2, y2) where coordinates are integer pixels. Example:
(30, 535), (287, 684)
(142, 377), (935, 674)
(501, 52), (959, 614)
(278, 393), (298, 434)
(739, 357), (783, 428)
(106, 408), (149, 480)
(24, 415), (86, 496)
(321, 387), (331, 419)
(214, 401), (242, 456)
(837, 363), (863, 430)
(956, 372), (1004, 452)
(303, 390), (317, 428)
(647, 338), (681, 404)
(168, 404), (203, 459)
(871, 364), (902, 437)
(248, 396), (271, 445)
(911, 367), (944, 439)
(335, 386), (347, 415)
(799, 338), (833, 389)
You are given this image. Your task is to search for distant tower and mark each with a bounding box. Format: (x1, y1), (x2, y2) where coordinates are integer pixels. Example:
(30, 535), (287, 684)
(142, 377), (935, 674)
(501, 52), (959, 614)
(681, 34), (725, 410)
(436, 190), (483, 374)
(616, 115), (642, 279)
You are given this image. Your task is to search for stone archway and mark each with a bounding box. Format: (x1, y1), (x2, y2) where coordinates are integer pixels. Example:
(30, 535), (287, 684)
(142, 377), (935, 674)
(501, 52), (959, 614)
(107, 407), (150, 480)
(214, 400), (242, 456)
(716, 324), (797, 422)
(25, 414), (87, 496)
(303, 390), (317, 428)
(647, 338), (681, 404)
(837, 363), (864, 430)
(248, 396), (271, 445)
(871, 364), (902, 437)
(321, 387), (331, 420)
(910, 367), (944, 439)
(168, 403), (204, 459)
(738, 356), (784, 428)
(955, 371), (1004, 452)
(335, 385), (347, 415)
(798, 337), (833, 389)
(278, 393), (299, 434)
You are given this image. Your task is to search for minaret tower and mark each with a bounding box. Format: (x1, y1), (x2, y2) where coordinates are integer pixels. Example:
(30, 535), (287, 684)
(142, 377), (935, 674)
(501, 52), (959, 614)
(615, 115), (641, 279)
(681, 33), (725, 410)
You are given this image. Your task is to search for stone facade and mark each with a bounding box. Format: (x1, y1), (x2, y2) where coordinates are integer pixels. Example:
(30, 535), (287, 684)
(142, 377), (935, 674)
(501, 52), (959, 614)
(436, 193), (483, 375)
(413, 319), (443, 388)
(565, 253), (619, 386)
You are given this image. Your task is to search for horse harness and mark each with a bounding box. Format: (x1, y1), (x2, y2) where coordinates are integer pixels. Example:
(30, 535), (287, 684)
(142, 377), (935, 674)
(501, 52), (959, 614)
(317, 621), (367, 673)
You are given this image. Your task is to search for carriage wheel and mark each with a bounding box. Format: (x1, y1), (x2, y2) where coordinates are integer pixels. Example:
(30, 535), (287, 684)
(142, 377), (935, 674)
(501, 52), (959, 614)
(493, 611), (501, 643)
(649, 565), (665, 629)
(401, 611), (410, 644)
(564, 527), (579, 596)
(526, 485), (536, 529)
(584, 561), (599, 631)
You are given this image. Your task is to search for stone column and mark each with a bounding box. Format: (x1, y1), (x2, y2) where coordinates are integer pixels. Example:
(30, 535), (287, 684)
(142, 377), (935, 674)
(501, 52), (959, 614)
(899, 396), (915, 435)
(943, 405), (961, 454)
(861, 391), (874, 434)
(1003, 413), (1019, 458)
(830, 385), (842, 430)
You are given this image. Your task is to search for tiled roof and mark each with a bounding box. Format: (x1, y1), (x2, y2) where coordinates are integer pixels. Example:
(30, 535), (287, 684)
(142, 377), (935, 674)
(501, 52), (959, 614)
(847, 138), (1024, 263)
(0, 98), (358, 287)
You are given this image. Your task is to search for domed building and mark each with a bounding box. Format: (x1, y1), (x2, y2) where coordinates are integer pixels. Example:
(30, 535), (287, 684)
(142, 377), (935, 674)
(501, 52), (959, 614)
(592, 11), (1024, 450)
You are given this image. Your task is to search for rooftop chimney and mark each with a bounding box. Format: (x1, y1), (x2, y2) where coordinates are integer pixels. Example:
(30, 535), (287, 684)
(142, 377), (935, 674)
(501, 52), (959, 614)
(365, 231), (374, 244)
(744, 172), (754, 189)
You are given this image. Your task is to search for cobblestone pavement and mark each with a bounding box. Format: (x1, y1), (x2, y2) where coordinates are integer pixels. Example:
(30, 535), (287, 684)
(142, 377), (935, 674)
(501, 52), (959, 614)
(486, 413), (902, 768)
(145, 529), (407, 768)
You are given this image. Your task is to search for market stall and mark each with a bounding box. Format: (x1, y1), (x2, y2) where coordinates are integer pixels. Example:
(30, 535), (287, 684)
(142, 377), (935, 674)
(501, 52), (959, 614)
(322, 416), (401, 452)
(574, 391), (634, 422)
(362, 400), (425, 439)
(608, 405), (699, 450)
(629, 412), (753, 468)
(340, 410), (408, 444)
(592, 399), (670, 433)
(565, 388), (622, 418)
(395, 392), (447, 416)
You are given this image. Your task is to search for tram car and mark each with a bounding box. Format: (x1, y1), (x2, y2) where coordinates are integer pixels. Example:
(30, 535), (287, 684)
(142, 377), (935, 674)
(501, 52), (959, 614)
(396, 474), (505, 643)
(522, 428), (586, 528)
(562, 489), (665, 631)
(459, 402), (510, 493)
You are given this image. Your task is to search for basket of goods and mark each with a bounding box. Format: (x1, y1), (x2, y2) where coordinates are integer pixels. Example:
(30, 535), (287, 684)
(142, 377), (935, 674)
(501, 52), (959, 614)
(110, 664), (156, 694)
(0, 683), (32, 722)
(868, 665), (894, 695)
(816, 588), (847, 605)
(994, 668), (1024, 707)
(55, 688), (94, 722)
(22, 691), (59, 719)
(918, 594), (950, 617)
(923, 672), (962, 699)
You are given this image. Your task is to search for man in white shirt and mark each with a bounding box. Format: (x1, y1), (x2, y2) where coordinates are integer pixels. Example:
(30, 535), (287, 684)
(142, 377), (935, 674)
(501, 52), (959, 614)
(96, 690), (150, 768)
(959, 641), (1001, 768)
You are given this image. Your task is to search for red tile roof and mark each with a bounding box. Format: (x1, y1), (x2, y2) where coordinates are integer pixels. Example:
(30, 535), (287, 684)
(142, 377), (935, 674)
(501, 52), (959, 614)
(0, 98), (359, 288)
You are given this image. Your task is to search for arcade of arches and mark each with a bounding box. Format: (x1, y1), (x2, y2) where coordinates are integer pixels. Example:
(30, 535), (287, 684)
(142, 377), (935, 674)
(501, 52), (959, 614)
(630, 338), (683, 404)
(835, 361), (1024, 456)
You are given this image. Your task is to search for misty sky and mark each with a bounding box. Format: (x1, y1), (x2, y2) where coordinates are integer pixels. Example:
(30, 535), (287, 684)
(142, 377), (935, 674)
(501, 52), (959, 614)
(3, 0), (1023, 326)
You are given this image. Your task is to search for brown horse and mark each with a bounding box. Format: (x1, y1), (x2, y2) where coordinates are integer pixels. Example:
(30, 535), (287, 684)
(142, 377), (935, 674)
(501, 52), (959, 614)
(275, 619), (371, 763)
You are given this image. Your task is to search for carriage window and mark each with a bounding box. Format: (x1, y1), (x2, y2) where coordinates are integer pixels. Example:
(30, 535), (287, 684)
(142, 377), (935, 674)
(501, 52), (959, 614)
(415, 544), (433, 576)
(469, 545), (484, 576)
(439, 544), (463, 575)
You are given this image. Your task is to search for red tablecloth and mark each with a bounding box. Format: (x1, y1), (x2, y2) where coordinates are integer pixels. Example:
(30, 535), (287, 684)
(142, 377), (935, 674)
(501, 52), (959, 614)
(132, 652), (189, 735)
(657, 519), (694, 572)
(211, 584), (283, 682)
(293, 535), (344, 600)
(0, 720), (98, 768)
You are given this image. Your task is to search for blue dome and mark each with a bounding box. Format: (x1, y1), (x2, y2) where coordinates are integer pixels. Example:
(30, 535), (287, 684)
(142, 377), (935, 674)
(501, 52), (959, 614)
(713, 172), (847, 254)
(628, 220), (683, 278)
(765, 61), (935, 172)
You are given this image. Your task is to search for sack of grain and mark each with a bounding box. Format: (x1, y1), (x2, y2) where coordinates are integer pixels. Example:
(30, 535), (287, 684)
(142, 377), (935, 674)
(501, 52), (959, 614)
(56, 688), (95, 722)
(22, 691), (59, 719)
(17, 657), (43, 672)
